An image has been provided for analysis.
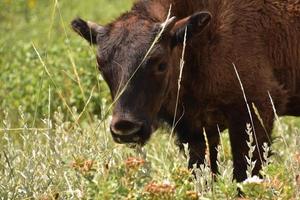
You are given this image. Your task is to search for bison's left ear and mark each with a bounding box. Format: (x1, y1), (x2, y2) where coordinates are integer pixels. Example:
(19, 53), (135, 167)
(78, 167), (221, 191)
(71, 18), (106, 45)
(169, 11), (211, 47)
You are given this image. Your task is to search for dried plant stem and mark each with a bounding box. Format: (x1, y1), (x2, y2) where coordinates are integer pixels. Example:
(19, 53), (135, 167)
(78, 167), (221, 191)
(267, 92), (288, 148)
(53, 0), (94, 124)
(32, 43), (77, 124)
(171, 28), (187, 136)
(167, 26), (188, 151)
(232, 63), (263, 165)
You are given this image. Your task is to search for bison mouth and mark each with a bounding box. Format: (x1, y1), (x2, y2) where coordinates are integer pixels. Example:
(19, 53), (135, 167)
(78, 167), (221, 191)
(110, 124), (152, 146)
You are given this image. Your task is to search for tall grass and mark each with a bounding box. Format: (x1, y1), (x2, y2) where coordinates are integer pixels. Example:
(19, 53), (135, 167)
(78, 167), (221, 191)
(1, 107), (299, 199)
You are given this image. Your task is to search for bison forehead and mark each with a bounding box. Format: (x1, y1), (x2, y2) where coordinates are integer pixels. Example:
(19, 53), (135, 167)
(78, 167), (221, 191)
(99, 38), (153, 70)
(98, 21), (159, 70)
(100, 24), (155, 54)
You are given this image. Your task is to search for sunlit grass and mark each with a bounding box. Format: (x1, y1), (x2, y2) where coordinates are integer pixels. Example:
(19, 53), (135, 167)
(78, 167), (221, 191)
(1, 108), (299, 199)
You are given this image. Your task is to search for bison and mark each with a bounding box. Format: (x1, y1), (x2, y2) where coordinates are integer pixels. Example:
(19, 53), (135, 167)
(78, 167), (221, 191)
(71, 0), (300, 182)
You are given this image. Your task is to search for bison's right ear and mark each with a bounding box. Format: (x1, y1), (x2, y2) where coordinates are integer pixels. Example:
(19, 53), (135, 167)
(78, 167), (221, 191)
(71, 18), (106, 45)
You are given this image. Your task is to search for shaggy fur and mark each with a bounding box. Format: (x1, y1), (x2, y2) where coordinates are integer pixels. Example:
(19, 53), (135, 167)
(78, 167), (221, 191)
(72, 0), (300, 182)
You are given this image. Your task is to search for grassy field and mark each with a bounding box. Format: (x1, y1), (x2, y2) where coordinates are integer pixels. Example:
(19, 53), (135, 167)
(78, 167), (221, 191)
(0, 0), (300, 199)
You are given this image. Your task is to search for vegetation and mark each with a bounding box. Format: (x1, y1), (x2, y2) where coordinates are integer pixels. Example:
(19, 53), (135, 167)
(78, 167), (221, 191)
(0, 0), (299, 199)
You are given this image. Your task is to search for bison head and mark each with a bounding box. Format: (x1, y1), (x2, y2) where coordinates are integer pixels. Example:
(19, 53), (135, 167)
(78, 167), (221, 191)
(71, 11), (211, 145)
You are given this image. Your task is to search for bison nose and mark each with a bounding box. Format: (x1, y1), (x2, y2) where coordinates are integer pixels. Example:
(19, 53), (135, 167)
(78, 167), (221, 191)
(110, 118), (142, 136)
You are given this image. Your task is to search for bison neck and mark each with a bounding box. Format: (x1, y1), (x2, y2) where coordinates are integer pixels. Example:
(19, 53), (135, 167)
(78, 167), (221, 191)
(159, 33), (226, 133)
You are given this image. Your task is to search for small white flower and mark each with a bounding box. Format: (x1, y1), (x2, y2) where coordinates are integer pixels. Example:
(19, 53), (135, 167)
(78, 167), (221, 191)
(75, 189), (84, 199)
(243, 175), (263, 184)
(162, 179), (171, 185)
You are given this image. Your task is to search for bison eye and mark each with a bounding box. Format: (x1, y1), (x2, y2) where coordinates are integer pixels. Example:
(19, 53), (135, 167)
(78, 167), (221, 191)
(157, 63), (168, 73)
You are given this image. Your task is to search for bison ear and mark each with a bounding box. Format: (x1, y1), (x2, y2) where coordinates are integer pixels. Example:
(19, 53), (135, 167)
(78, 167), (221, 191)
(71, 18), (106, 45)
(161, 16), (177, 33)
(170, 11), (211, 47)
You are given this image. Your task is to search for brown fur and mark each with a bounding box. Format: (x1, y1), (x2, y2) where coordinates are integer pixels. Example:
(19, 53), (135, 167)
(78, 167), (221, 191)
(71, 0), (300, 182)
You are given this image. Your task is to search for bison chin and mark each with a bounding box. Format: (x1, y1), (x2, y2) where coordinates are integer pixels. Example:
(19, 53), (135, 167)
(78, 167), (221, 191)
(110, 120), (154, 146)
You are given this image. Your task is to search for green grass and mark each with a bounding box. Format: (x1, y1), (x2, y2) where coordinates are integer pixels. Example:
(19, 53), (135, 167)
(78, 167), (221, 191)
(0, 0), (300, 199)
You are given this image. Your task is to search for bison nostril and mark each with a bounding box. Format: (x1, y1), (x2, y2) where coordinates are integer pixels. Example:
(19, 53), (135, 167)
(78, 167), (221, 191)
(111, 120), (142, 136)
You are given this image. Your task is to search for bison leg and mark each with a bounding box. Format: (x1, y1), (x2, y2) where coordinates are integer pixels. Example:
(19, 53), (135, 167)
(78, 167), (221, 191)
(177, 127), (220, 174)
(225, 101), (274, 182)
(206, 127), (221, 175)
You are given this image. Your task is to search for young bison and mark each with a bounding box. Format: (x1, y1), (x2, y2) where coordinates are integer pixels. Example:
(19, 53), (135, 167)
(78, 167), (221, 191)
(71, 0), (300, 182)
